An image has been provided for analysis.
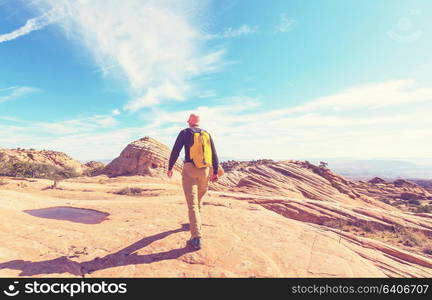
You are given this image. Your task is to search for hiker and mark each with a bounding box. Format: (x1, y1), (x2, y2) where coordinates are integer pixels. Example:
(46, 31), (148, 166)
(167, 113), (219, 250)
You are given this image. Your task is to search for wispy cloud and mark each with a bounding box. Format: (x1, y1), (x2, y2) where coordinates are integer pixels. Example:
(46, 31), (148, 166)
(0, 113), (117, 133)
(2, 79), (431, 161)
(0, 113), (146, 161)
(111, 109), (121, 116)
(275, 13), (295, 33)
(35, 115), (119, 134)
(0, 9), (61, 43)
(35, 0), (223, 111)
(282, 79), (432, 113)
(0, 86), (41, 103)
(138, 80), (432, 159)
(0, 116), (21, 122)
(204, 24), (259, 40)
(197, 89), (217, 98)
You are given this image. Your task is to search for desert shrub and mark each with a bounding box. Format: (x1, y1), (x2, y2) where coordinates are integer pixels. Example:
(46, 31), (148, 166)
(321, 219), (337, 228)
(322, 218), (378, 234)
(401, 192), (419, 201)
(391, 200), (405, 206)
(82, 162), (105, 177)
(86, 169), (104, 177)
(407, 199), (421, 206)
(321, 219), (347, 229)
(392, 226), (429, 248)
(423, 245), (432, 255)
(319, 161), (329, 169)
(381, 198), (391, 204)
(42, 180), (64, 190)
(0, 161), (79, 180)
(361, 221), (375, 233)
(415, 205), (432, 213)
(220, 159), (276, 172)
(323, 218), (432, 254)
(114, 187), (145, 196)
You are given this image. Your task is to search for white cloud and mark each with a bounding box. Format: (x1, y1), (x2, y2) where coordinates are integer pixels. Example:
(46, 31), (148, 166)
(286, 79), (432, 113)
(138, 80), (432, 160)
(197, 89), (217, 98)
(2, 80), (431, 161)
(0, 115), (165, 161)
(0, 86), (41, 103)
(0, 114), (118, 135)
(35, 0), (222, 111)
(275, 13), (295, 33)
(111, 109), (121, 116)
(0, 125), (136, 161)
(245, 79), (432, 123)
(0, 116), (21, 122)
(0, 9), (61, 43)
(36, 115), (118, 135)
(204, 24), (259, 39)
(0, 87), (18, 92)
(125, 81), (187, 110)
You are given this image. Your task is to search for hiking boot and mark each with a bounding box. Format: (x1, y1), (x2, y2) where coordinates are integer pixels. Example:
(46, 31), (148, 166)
(187, 237), (201, 250)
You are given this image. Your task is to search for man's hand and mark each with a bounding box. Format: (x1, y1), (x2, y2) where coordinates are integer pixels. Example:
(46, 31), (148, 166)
(210, 173), (218, 182)
(167, 170), (173, 177)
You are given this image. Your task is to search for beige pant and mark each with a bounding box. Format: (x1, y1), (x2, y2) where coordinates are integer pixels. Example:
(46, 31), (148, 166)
(182, 162), (210, 238)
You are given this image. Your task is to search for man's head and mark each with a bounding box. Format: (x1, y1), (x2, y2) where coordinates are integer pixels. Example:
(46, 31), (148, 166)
(187, 113), (200, 127)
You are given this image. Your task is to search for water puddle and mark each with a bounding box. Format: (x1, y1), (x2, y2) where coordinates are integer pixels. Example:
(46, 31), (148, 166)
(23, 206), (109, 224)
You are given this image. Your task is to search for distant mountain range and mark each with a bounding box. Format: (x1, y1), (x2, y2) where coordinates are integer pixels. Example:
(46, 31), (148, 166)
(306, 158), (432, 180)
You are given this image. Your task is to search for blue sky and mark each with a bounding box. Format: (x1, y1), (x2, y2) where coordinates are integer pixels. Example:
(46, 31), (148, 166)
(1, 0), (431, 162)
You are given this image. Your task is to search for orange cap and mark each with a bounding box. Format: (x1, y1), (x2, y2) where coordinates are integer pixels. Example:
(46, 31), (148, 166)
(187, 114), (200, 126)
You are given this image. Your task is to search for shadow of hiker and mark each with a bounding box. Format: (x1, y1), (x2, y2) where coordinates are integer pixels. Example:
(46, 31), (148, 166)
(0, 224), (193, 277)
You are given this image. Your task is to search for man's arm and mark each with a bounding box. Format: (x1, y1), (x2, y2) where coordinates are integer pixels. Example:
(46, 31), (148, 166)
(210, 135), (219, 175)
(168, 130), (185, 171)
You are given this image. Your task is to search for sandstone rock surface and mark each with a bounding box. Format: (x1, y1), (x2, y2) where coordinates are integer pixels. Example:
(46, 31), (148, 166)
(1, 140), (432, 278)
(209, 159), (432, 267)
(100, 137), (182, 177)
(213, 160), (387, 208)
(0, 174), (431, 277)
(84, 161), (105, 176)
(0, 148), (87, 175)
(354, 177), (432, 202)
(368, 177), (386, 184)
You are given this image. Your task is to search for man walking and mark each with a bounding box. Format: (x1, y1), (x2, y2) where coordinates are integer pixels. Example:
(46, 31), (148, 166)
(167, 113), (219, 250)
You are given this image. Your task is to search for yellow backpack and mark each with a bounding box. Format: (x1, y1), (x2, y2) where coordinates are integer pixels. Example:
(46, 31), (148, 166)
(189, 130), (213, 168)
